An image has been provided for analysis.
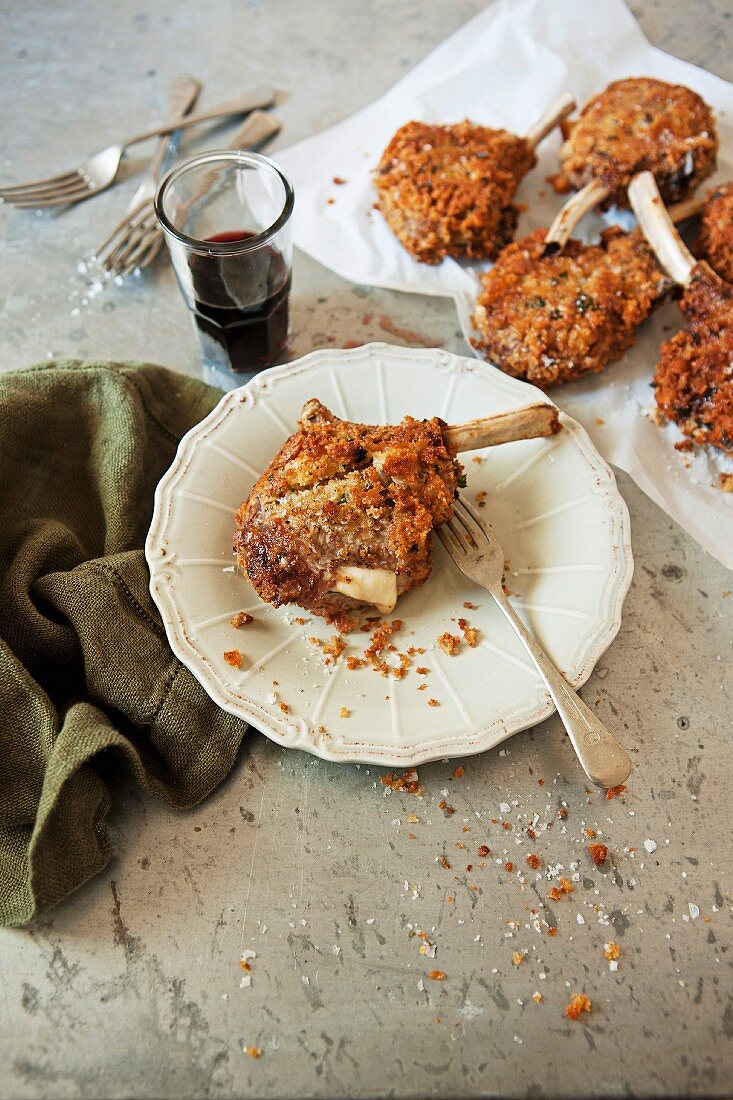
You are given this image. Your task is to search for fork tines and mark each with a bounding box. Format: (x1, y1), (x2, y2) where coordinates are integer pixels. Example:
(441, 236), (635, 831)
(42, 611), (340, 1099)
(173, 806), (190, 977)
(0, 169), (93, 207)
(95, 200), (160, 276)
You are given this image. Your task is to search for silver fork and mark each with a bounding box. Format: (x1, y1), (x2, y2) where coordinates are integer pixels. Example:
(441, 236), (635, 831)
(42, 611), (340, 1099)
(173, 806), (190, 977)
(98, 109), (283, 278)
(94, 74), (202, 272)
(0, 86), (276, 209)
(436, 498), (631, 789)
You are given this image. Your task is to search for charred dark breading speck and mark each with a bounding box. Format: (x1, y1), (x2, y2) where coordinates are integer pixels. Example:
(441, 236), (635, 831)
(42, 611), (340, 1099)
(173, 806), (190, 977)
(653, 263), (733, 455)
(473, 226), (669, 386)
(374, 120), (535, 264)
(234, 400), (462, 617)
(552, 78), (718, 208)
(697, 182), (733, 284)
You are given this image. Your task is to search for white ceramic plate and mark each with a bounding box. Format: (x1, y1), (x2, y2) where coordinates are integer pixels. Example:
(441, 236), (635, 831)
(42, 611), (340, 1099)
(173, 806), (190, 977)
(146, 343), (633, 766)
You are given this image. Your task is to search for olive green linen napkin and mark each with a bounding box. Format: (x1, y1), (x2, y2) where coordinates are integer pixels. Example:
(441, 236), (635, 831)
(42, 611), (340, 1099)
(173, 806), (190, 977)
(0, 360), (249, 927)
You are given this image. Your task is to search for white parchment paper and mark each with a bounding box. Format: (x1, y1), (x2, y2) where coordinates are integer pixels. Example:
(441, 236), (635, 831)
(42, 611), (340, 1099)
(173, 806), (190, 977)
(277, 0), (733, 569)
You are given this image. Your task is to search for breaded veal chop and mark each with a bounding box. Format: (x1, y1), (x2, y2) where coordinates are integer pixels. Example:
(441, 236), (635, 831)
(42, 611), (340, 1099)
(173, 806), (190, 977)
(629, 171), (733, 458)
(234, 399), (561, 617)
(552, 77), (717, 209)
(472, 182), (715, 389)
(373, 94), (574, 265)
(545, 77), (718, 253)
(473, 224), (670, 387)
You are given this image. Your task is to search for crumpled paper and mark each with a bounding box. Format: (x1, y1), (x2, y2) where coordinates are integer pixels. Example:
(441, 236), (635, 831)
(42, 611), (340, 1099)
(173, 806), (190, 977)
(277, 0), (733, 569)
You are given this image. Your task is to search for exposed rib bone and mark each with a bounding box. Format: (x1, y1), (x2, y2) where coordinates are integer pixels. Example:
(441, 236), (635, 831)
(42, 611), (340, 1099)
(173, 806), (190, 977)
(544, 179), (707, 258)
(667, 193), (706, 225)
(525, 92), (576, 152)
(544, 179), (610, 253)
(445, 403), (561, 453)
(331, 566), (397, 613)
(628, 171), (696, 287)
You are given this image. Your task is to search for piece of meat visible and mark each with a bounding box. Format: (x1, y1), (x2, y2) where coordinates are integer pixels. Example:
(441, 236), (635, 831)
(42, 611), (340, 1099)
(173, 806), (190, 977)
(697, 181), (733, 284)
(653, 262), (733, 455)
(473, 226), (669, 386)
(234, 400), (462, 617)
(374, 120), (535, 264)
(552, 77), (717, 207)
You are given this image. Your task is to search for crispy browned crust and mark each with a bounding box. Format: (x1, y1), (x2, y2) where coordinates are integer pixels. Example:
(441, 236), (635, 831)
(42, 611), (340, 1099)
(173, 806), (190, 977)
(697, 182), (733, 284)
(654, 262), (733, 454)
(552, 78), (718, 207)
(234, 401), (461, 616)
(374, 120), (534, 264)
(473, 226), (668, 387)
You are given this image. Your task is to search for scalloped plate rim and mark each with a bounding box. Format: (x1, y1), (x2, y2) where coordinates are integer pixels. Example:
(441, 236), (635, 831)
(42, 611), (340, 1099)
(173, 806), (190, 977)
(146, 343), (633, 766)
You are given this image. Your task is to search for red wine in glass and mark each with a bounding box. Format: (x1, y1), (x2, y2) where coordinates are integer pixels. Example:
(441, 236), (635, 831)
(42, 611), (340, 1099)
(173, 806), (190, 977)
(188, 230), (290, 373)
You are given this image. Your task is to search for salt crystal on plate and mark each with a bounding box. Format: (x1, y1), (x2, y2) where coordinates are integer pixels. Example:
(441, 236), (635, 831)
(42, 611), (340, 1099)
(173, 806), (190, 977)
(643, 839), (657, 853)
(688, 903), (700, 919)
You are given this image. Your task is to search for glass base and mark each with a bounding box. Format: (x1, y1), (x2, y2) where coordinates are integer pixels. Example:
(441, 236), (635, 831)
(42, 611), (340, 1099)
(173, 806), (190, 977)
(200, 356), (262, 393)
(192, 318), (286, 391)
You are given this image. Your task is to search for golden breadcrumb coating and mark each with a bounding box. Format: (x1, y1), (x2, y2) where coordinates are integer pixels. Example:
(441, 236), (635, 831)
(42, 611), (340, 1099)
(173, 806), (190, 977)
(553, 78), (717, 207)
(654, 262), (733, 455)
(374, 120), (534, 264)
(234, 400), (461, 616)
(473, 226), (668, 386)
(697, 181), (733, 284)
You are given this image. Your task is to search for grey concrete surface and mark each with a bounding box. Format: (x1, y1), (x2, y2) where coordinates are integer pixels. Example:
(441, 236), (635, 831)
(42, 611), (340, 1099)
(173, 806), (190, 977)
(1, 1), (732, 1098)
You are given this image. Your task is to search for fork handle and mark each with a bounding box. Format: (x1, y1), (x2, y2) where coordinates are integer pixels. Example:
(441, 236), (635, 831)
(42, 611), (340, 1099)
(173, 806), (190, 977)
(491, 591), (631, 788)
(149, 75), (202, 182)
(121, 87), (276, 150)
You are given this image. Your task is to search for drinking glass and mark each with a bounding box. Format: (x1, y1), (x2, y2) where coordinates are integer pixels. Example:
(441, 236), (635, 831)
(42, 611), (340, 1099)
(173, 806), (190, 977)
(155, 150), (294, 387)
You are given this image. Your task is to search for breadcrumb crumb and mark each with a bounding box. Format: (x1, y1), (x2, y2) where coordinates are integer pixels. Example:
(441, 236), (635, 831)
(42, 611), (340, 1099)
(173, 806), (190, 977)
(564, 993), (591, 1020)
(230, 612), (254, 628)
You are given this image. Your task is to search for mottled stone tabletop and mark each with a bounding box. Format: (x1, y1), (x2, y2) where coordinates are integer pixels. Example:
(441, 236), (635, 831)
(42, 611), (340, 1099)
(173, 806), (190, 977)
(1, 2), (732, 1098)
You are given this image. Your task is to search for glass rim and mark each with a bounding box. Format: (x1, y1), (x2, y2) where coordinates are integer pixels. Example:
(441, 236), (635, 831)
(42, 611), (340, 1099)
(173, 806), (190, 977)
(154, 149), (294, 256)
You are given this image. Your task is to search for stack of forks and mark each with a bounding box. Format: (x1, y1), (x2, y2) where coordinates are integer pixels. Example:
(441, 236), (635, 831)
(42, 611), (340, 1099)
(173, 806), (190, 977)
(0, 77), (281, 278)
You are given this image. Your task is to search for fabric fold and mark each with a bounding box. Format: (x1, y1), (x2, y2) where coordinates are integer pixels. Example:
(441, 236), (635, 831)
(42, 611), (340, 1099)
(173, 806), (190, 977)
(0, 360), (249, 927)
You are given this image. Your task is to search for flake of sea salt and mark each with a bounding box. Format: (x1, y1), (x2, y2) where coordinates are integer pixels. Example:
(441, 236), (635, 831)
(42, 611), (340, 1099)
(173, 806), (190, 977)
(643, 839), (657, 854)
(688, 903), (700, 920)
